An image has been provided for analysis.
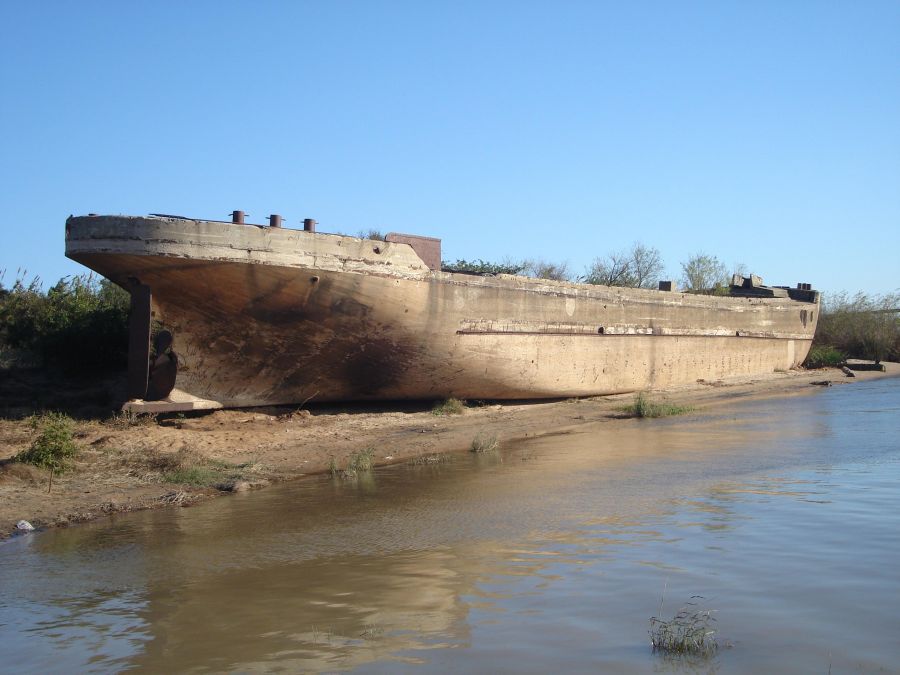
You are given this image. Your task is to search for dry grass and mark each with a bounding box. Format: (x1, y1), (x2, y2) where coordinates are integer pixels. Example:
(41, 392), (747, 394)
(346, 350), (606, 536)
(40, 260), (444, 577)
(104, 410), (158, 429)
(141, 448), (255, 488)
(470, 432), (499, 453)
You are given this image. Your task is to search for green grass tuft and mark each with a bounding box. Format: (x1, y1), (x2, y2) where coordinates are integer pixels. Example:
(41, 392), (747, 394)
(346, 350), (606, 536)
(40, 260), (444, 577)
(803, 344), (845, 369)
(148, 449), (253, 487)
(347, 448), (375, 472)
(620, 392), (693, 418)
(16, 412), (79, 472)
(432, 397), (466, 416)
(163, 466), (220, 486)
(331, 448), (376, 479)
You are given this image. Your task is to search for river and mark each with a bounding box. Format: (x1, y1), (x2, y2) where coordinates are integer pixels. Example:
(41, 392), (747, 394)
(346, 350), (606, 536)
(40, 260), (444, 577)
(1, 378), (899, 673)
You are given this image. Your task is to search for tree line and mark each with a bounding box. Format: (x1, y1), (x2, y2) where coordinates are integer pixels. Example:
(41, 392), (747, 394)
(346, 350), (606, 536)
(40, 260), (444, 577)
(443, 242), (733, 293)
(0, 272), (130, 372)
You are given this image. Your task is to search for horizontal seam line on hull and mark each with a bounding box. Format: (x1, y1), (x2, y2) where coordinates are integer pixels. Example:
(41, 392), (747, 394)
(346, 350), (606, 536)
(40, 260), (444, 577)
(455, 330), (811, 340)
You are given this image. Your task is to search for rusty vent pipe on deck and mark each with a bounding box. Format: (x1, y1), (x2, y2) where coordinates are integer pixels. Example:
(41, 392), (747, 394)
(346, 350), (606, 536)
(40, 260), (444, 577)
(269, 214), (282, 228)
(231, 210), (245, 224)
(303, 218), (317, 232)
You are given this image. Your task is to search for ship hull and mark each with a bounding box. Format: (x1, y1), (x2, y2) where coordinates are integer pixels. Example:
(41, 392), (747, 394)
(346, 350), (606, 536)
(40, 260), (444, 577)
(66, 216), (819, 407)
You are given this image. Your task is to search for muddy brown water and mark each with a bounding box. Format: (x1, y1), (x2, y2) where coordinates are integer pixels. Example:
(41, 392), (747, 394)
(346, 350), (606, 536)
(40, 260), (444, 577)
(2, 379), (899, 673)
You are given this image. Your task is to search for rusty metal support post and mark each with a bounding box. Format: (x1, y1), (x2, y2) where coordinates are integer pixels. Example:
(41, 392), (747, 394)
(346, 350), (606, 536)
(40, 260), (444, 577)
(127, 282), (152, 400)
(303, 218), (317, 232)
(269, 214), (282, 228)
(231, 210), (245, 224)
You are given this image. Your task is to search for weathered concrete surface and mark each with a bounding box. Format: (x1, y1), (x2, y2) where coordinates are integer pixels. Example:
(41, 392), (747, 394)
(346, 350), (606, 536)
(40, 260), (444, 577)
(66, 215), (819, 406)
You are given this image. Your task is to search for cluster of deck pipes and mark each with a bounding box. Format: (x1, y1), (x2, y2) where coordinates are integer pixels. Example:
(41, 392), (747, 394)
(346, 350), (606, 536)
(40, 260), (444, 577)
(230, 210), (317, 232)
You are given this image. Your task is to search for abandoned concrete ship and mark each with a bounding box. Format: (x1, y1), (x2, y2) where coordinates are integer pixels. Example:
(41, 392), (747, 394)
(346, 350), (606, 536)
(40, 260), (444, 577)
(65, 213), (820, 410)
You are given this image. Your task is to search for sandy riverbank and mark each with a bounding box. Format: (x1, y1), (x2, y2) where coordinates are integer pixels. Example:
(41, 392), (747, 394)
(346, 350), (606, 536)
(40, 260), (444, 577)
(2, 364), (897, 539)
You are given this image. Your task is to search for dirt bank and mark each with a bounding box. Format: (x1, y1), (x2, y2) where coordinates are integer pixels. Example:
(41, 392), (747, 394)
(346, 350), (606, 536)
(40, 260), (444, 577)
(2, 364), (897, 539)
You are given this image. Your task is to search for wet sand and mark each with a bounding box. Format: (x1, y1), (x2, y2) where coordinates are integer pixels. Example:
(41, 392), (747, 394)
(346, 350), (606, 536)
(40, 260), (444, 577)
(2, 364), (897, 539)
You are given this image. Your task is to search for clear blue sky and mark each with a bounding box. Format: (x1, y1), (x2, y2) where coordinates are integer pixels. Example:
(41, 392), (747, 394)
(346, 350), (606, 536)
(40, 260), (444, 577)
(2, 1), (898, 296)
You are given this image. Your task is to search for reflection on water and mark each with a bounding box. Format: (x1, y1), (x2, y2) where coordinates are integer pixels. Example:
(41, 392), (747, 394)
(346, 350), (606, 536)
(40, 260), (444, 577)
(1, 379), (899, 673)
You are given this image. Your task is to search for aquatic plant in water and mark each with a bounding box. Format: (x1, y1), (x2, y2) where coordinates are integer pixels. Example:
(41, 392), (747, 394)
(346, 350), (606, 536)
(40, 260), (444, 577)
(408, 453), (453, 465)
(649, 596), (717, 656)
(331, 448), (376, 479)
(470, 432), (499, 453)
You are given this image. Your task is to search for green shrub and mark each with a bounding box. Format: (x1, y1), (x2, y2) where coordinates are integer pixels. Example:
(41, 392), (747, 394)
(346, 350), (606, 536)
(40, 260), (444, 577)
(16, 412), (79, 472)
(620, 392), (693, 418)
(432, 397), (466, 416)
(679, 253), (729, 294)
(803, 344), (845, 369)
(441, 258), (571, 280)
(813, 291), (899, 363)
(441, 259), (527, 275)
(0, 272), (130, 373)
(356, 229), (385, 241)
